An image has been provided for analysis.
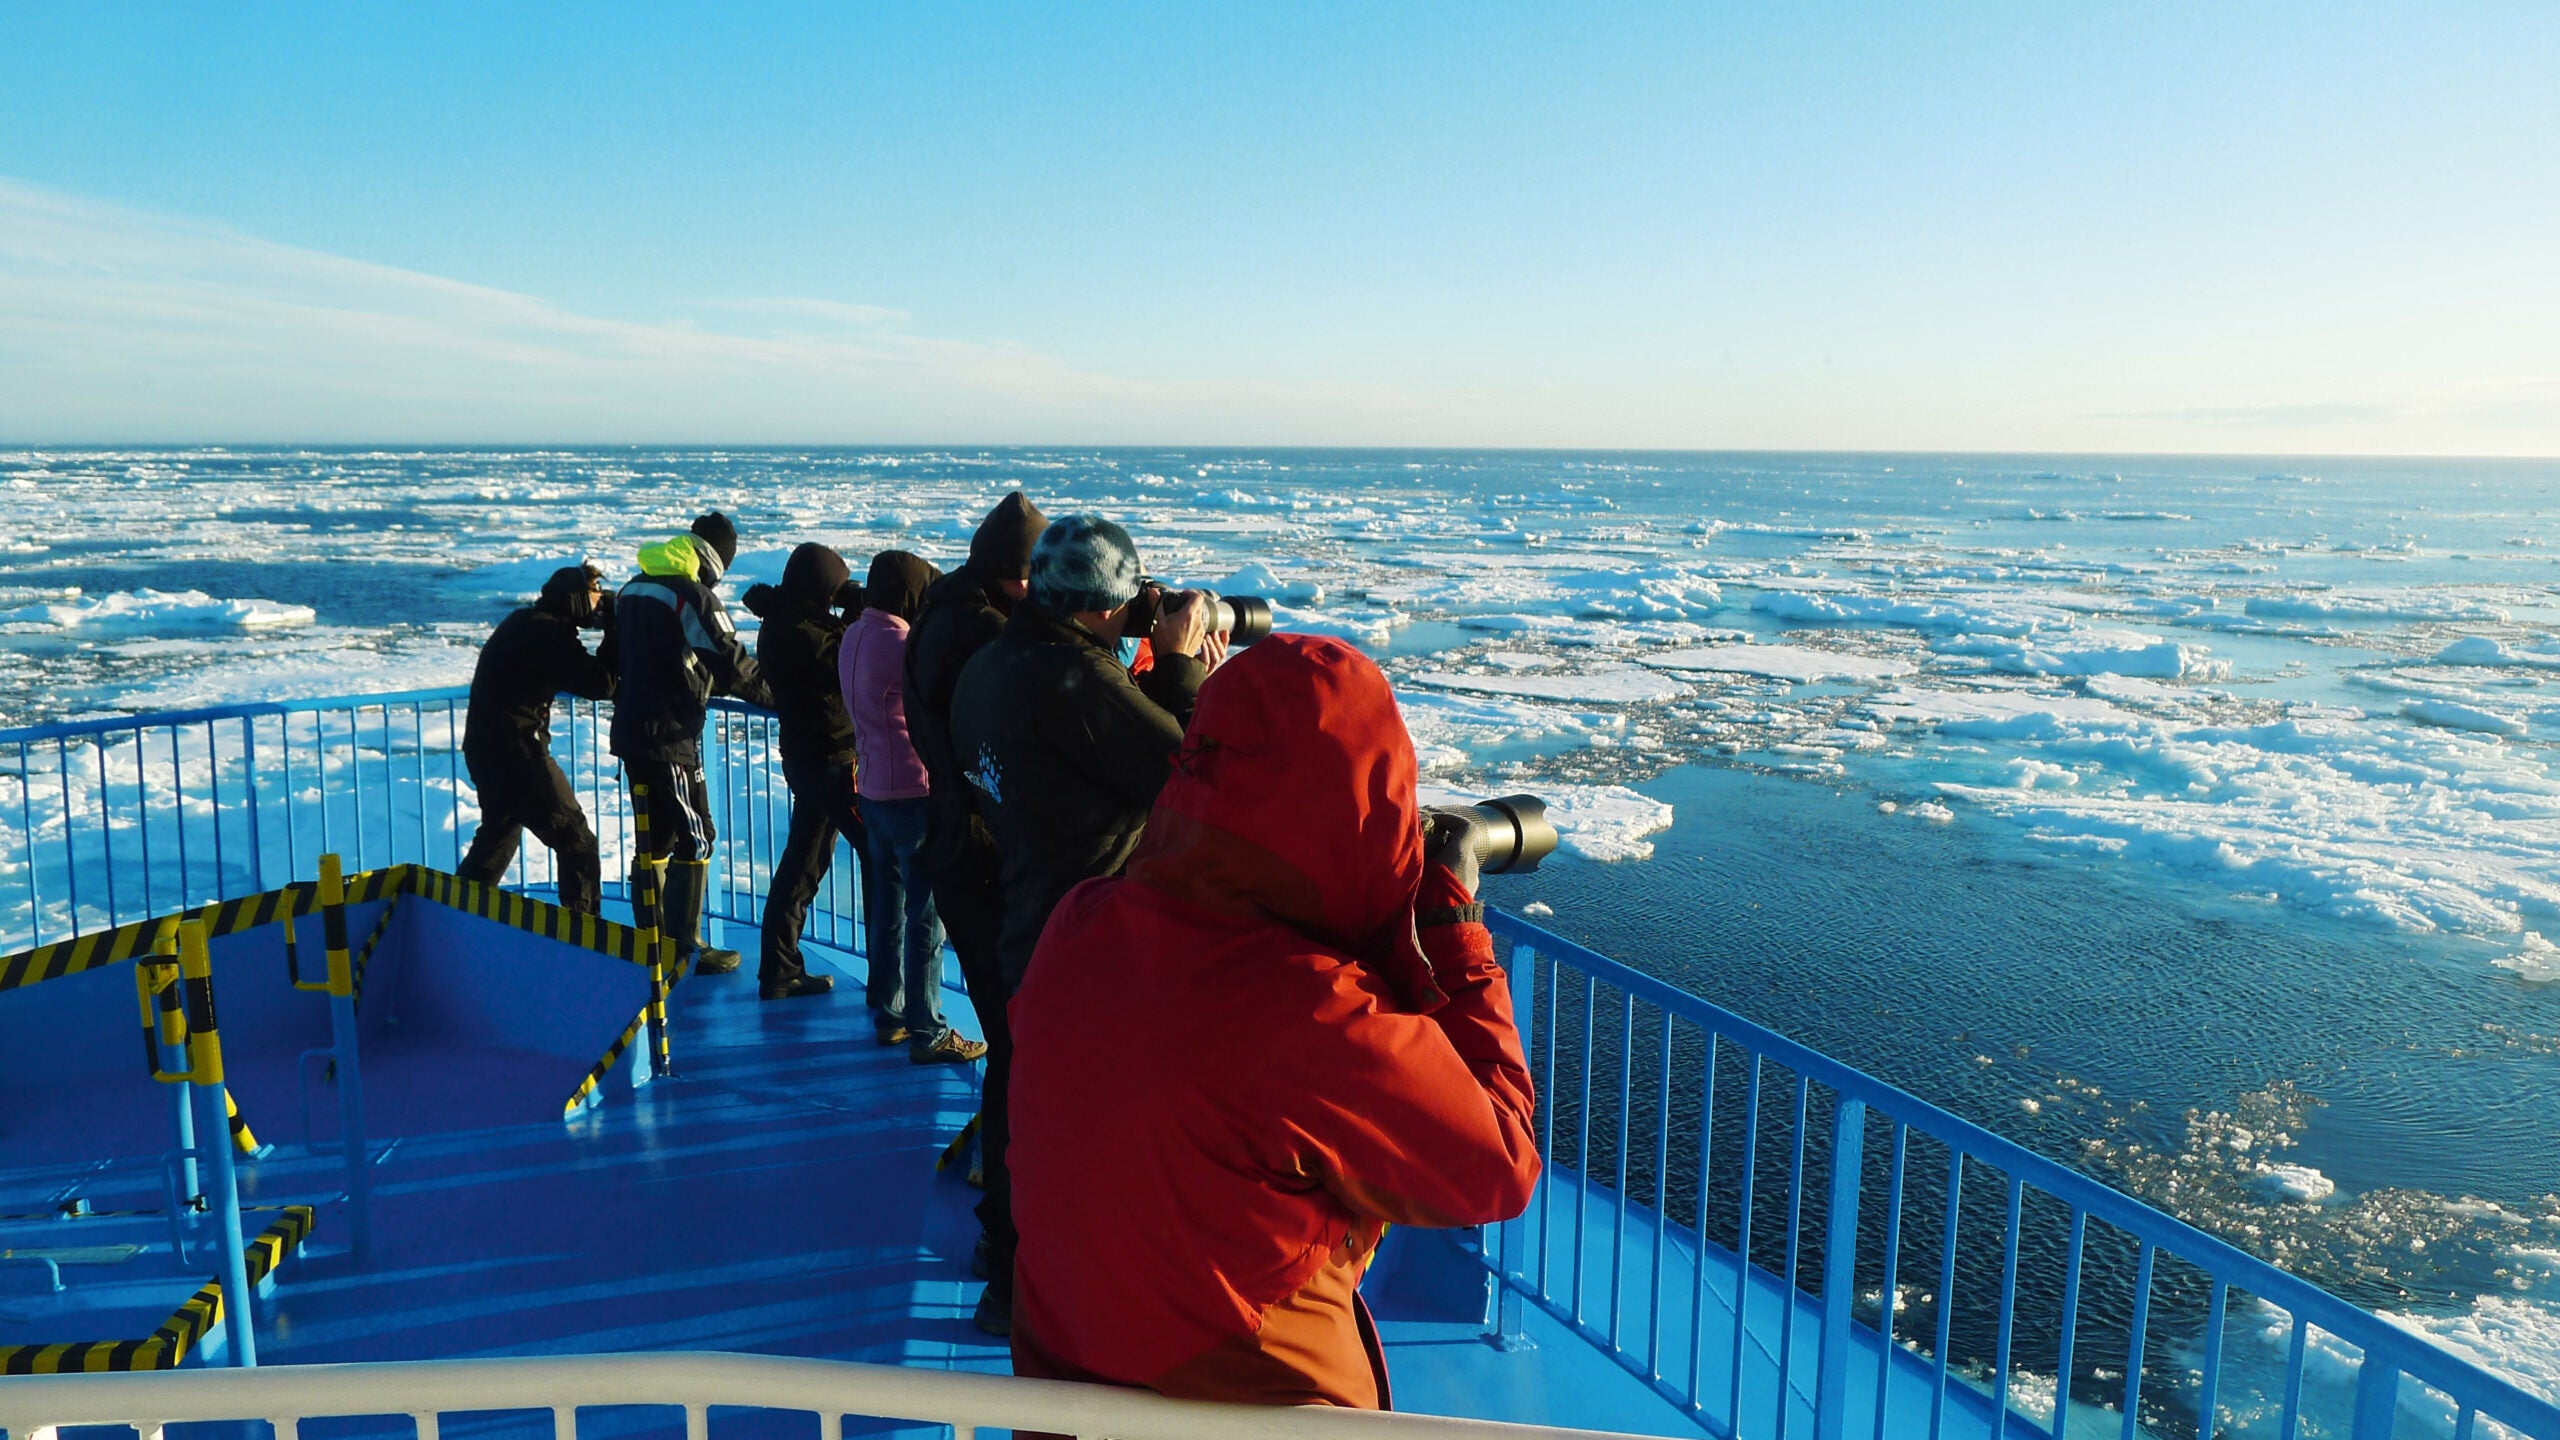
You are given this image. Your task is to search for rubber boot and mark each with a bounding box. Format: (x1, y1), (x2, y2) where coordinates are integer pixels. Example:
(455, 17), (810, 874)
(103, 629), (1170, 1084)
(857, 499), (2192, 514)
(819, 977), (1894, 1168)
(666, 859), (742, 974)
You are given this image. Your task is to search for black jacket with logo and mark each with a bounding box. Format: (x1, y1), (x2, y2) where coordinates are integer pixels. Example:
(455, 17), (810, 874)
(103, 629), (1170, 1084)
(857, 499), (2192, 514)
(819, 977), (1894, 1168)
(948, 599), (1207, 988)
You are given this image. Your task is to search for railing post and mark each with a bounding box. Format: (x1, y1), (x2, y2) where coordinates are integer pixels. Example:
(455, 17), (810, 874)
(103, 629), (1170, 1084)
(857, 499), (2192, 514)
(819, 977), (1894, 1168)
(179, 918), (257, 1367)
(2352, 1354), (2400, 1440)
(1814, 1097), (1867, 1440)
(1487, 942), (1538, 1352)
(318, 854), (373, 1262)
(241, 716), (267, 892)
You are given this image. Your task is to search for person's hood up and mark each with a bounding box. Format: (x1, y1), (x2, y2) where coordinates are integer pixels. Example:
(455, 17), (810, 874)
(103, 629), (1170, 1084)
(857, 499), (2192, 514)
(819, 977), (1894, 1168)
(967, 491), (1047, 582)
(536, 565), (598, 626)
(779, 543), (851, 609)
(638, 534), (703, 580)
(864, 550), (936, 621)
(1124, 634), (1424, 958)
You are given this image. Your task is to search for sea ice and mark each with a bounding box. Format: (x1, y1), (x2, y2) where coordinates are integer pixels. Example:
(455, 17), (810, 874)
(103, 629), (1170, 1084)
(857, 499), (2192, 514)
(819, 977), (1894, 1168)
(1644, 644), (1918, 683)
(2438, 636), (2560, 669)
(0, 588), (316, 635)
(1937, 628), (2231, 681)
(2250, 1163), (2338, 1204)
(2497, 933), (2560, 983)
(2403, 698), (2528, 739)
(1408, 668), (1688, 705)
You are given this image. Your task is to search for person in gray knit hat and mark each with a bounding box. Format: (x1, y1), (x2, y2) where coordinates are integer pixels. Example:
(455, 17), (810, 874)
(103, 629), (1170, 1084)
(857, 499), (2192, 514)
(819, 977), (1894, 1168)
(945, 513), (1224, 1337)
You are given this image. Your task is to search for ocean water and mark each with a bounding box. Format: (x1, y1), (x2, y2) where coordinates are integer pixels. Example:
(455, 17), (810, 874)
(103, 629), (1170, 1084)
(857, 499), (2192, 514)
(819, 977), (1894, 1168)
(3, 447), (2557, 1405)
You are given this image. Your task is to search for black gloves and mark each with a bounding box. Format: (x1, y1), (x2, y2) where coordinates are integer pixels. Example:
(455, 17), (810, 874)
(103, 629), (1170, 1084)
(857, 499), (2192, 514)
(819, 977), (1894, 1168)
(1421, 808), (1483, 900)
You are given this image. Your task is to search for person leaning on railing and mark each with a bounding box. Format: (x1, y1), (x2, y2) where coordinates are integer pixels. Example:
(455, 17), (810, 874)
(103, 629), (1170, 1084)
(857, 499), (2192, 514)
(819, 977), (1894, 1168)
(738, 542), (883, 1002)
(611, 511), (774, 976)
(457, 563), (617, 912)
(1006, 634), (1541, 1408)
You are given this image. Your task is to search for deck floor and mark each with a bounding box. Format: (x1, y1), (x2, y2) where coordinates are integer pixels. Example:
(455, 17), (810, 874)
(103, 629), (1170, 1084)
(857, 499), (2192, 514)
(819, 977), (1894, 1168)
(3, 912), (2036, 1440)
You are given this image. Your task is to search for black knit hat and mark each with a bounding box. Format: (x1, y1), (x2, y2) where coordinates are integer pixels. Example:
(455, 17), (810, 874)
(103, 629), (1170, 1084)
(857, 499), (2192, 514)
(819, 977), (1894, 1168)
(968, 492), (1047, 582)
(690, 511), (740, 569)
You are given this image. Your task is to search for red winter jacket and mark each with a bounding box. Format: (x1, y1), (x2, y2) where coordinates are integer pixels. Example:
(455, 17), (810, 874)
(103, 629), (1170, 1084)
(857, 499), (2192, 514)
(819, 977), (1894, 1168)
(1007, 634), (1540, 1406)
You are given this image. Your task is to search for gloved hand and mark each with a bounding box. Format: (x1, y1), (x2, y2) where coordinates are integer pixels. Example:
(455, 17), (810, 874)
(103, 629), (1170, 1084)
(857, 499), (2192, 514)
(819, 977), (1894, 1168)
(1421, 808), (1483, 900)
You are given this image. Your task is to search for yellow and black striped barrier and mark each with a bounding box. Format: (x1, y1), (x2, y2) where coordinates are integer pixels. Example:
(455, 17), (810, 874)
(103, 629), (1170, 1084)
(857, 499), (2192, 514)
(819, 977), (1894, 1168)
(0, 1205), (316, 1375)
(7, 860), (681, 1133)
(0, 863), (659, 996)
(0, 868), (406, 995)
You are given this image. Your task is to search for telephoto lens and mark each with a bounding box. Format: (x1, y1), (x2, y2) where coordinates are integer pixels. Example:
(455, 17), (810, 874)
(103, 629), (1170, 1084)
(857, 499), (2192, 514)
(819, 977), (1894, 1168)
(1455, 794), (1558, 875)
(1213, 595), (1273, 647)
(1127, 582), (1272, 648)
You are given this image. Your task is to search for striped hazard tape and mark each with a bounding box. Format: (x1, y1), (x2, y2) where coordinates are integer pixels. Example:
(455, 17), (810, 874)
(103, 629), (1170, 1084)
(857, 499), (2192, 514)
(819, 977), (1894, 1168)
(563, 1009), (650, 1116)
(4, 863), (671, 1132)
(0, 870), (404, 995)
(0, 1205), (314, 1375)
(0, 864), (659, 996)
(405, 868), (652, 963)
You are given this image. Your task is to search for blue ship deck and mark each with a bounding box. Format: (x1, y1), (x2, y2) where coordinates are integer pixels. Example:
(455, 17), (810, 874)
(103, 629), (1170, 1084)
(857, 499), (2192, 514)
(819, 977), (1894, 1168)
(1, 924), (1714, 1436)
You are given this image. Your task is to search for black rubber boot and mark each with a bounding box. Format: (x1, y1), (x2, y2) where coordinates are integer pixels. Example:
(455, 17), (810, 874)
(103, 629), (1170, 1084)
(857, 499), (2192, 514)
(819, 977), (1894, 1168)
(665, 859), (741, 975)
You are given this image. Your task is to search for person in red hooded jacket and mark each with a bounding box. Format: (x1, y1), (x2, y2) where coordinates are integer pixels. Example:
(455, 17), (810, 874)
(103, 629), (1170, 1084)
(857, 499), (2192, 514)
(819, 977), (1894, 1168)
(1006, 633), (1540, 1407)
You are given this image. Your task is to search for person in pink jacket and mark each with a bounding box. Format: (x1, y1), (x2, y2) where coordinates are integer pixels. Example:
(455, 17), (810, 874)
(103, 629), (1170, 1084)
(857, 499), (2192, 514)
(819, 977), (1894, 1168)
(841, 551), (984, 1064)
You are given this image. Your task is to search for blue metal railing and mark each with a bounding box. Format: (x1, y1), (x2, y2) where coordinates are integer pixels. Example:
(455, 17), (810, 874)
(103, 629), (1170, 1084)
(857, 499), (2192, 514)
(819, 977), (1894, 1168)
(1478, 912), (2560, 1440)
(0, 689), (859, 956)
(1, 688), (2552, 1440)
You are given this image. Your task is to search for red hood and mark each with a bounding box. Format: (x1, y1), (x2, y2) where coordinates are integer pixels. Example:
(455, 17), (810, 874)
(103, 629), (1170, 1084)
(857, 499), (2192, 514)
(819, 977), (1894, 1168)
(1125, 634), (1422, 955)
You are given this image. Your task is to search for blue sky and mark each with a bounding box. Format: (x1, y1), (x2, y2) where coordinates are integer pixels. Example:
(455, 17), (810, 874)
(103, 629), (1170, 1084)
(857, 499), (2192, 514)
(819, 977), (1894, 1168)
(2, 3), (2555, 451)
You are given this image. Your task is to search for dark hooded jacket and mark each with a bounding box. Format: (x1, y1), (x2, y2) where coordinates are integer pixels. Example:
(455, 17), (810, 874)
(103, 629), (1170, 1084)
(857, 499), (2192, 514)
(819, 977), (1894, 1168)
(904, 492), (1046, 874)
(947, 597), (1208, 988)
(1007, 635), (1539, 1404)
(464, 568), (617, 767)
(741, 543), (858, 768)
(610, 533), (773, 765)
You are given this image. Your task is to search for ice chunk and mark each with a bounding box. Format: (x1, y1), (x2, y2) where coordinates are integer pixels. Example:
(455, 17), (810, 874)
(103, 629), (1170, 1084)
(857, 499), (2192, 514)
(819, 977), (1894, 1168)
(2403, 698), (2526, 739)
(2251, 1163), (2337, 1204)
(1408, 668), (1688, 704)
(2497, 933), (2560, 983)
(1938, 628), (2231, 681)
(2437, 636), (2560, 669)
(1646, 644), (1917, 683)
(1213, 562), (1324, 605)
(2244, 591), (2511, 623)
(0, 588), (315, 635)
(1751, 587), (2068, 635)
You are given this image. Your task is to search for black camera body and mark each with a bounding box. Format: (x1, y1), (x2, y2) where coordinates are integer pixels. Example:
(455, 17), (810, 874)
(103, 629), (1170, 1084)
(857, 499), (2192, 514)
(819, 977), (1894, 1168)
(1124, 579), (1273, 648)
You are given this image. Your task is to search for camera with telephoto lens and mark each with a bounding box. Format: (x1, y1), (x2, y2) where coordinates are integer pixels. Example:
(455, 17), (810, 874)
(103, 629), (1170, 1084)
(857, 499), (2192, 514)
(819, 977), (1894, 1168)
(1433, 794), (1559, 875)
(1123, 579), (1273, 649)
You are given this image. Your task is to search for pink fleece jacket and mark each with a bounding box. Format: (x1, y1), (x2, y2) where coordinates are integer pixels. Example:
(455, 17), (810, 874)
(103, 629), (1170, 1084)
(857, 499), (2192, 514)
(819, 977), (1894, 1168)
(839, 608), (931, 801)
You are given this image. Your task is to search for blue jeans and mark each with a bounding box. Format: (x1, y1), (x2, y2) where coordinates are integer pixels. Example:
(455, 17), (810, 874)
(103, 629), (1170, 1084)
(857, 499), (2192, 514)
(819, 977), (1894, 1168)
(859, 795), (948, 1044)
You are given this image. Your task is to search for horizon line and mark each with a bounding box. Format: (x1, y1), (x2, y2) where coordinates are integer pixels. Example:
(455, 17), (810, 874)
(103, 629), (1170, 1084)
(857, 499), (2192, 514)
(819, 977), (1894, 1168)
(7, 440), (2558, 463)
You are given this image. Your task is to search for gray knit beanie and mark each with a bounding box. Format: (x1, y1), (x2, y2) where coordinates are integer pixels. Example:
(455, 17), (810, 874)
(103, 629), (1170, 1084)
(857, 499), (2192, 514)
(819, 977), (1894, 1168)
(1027, 514), (1144, 614)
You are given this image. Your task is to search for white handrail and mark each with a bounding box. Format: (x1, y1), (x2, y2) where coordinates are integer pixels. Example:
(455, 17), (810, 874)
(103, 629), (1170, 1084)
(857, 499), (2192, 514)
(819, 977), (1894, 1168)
(0, 1350), (1682, 1440)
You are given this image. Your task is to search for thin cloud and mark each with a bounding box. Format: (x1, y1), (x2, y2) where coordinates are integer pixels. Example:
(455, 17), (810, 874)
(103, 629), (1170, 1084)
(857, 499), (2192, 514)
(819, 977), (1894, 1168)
(0, 178), (1436, 442)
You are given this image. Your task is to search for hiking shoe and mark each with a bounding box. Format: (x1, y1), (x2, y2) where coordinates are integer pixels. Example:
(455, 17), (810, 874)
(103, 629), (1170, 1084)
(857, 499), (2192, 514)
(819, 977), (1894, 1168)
(760, 973), (834, 1001)
(910, 1032), (989, 1065)
(972, 1285), (1011, 1338)
(691, 946), (742, 975)
(875, 1022), (911, 1047)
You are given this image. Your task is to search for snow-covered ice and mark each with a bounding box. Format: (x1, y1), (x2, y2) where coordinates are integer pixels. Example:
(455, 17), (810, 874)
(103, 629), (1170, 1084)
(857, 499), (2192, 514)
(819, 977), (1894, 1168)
(1644, 644), (1918, 682)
